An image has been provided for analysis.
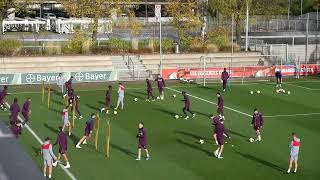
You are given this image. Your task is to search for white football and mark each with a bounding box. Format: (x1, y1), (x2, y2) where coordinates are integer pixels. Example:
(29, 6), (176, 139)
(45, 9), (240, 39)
(249, 138), (254, 142)
(257, 90), (260, 94)
(114, 111), (118, 115)
(174, 115), (179, 119)
(287, 91), (291, 95)
(199, 139), (204, 144)
(250, 91), (254, 95)
(172, 94), (176, 98)
(134, 98), (138, 101)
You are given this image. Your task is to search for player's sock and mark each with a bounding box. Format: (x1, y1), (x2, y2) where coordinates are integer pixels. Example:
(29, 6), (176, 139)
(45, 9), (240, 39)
(214, 149), (219, 157)
(68, 132), (71, 136)
(287, 169), (291, 173)
(44, 174), (46, 177)
(258, 135), (261, 141)
(106, 110), (109, 114)
(217, 153), (223, 159)
(136, 156), (141, 160)
(215, 141), (218, 145)
(76, 143), (82, 148)
(294, 169), (297, 173)
(146, 154), (150, 160)
(49, 174), (52, 179)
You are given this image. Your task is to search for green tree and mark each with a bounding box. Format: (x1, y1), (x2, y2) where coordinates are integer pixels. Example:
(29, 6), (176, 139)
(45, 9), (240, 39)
(211, 0), (287, 44)
(166, 0), (202, 46)
(59, 0), (135, 42)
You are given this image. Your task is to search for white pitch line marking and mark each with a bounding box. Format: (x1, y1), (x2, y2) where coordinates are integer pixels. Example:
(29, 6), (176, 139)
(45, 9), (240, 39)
(165, 87), (252, 117)
(4, 102), (77, 180)
(264, 112), (320, 118)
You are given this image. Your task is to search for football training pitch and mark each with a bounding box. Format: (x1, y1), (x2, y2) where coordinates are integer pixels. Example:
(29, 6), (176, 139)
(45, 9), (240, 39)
(1, 77), (320, 180)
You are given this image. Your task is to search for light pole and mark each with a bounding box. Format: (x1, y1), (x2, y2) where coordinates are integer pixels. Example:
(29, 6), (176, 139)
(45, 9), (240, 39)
(300, 0), (303, 17)
(245, 0), (249, 51)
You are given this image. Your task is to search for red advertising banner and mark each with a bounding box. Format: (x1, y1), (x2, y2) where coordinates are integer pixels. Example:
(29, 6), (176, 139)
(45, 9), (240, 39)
(162, 65), (320, 80)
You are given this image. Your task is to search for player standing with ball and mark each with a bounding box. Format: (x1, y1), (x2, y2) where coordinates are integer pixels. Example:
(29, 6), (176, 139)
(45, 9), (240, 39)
(251, 108), (264, 142)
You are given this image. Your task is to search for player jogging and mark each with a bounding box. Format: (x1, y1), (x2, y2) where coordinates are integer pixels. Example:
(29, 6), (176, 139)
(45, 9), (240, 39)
(76, 113), (95, 149)
(136, 122), (150, 161)
(10, 98), (20, 125)
(0, 85), (8, 110)
(146, 79), (155, 101)
(155, 75), (165, 100)
(101, 85), (112, 114)
(22, 97), (31, 124)
(275, 68), (282, 87)
(41, 137), (57, 179)
(62, 106), (71, 136)
(181, 91), (196, 120)
(221, 68), (230, 92)
(287, 132), (300, 174)
(57, 73), (65, 95)
(216, 92), (224, 119)
(52, 127), (70, 169)
(115, 83), (125, 110)
(251, 108), (263, 142)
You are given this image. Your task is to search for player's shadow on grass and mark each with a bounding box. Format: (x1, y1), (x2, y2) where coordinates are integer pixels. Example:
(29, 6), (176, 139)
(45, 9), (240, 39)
(199, 85), (220, 92)
(111, 143), (136, 158)
(51, 99), (64, 106)
(85, 104), (100, 112)
(175, 130), (209, 142)
(32, 146), (41, 158)
(49, 108), (61, 114)
(228, 130), (250, 139)
(153, 107), (176, 116)
(44, 123), (80, 146)
(126, 91), (145, 99)
(236, 151), (285, 172)
(98, 101), (115, 108)
(176, 139), (212, 156)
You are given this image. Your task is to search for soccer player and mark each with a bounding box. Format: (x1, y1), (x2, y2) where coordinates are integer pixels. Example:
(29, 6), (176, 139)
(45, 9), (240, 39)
(65, 76), (73, 93)
(76, 113), (95, 149)
(216, 92), (224, 119)
(62, 106), (71, 136)
(294, 60), (300, 79)
(22, 97), (31, 124)
(0, 85), (8, 110)
(251, 108), (263, 142)
(10, 98), (20, 125)
(181, 91), (196, 120)
(52, 126), (70, 169)
(221, 68), (230, 92)
(155, 75), (165, 100)
(211, 114), (226, 159)
(136, 122), (150, 161)
(101, 85), (112, 114)
(57, 73), (65, 95)
(287, 133), (300, 174)
(74, 95), (83, 119)
(211, 114), (230, 145)
(275, 68), (282, 87)
(146, 79), (155, 101)
(41, 137), (57, 179)
(115, 83), (125, 110)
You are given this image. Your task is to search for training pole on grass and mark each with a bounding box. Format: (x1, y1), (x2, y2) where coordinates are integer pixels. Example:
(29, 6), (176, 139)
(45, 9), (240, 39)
(94, 114), (100, 150)
(65, 95), (69, 107)
(47, 85), (51, 108)
(72, 100), (76, 127)
(41, 81), (45, 103)
(106, 120), (110, 158)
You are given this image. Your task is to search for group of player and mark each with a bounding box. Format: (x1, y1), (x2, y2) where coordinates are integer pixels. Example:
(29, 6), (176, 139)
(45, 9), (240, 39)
(0, 67), (300, 178)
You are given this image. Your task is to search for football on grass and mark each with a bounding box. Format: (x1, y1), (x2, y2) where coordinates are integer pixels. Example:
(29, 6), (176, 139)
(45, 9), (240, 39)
(250, 91), (254, 95)
(174, 115), (179, 119)
(134, 98), (138, 101)
(172, 94), (176, 98)
(249, 138), (254, 142)
(199, 139), (204, 144)
(114, 111), (118, 115)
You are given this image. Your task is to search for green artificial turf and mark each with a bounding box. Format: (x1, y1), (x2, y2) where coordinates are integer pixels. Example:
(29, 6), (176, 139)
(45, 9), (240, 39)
(1, 78), (320, 180)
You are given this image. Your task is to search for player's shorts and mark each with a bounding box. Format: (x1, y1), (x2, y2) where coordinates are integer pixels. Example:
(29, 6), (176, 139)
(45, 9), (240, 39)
(84, 127), (91, 136)
(63, 119), (70, 126)
(43, 158), (53, 166)
(59, 148), (67, 154)
(254, 126), (261, 131)
(138, 142), (147, 149)
(290, 153), (299, 161)
(217, 136), (224, 145)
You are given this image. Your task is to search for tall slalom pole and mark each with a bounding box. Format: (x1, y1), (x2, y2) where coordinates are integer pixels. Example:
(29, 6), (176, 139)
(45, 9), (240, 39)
(245, 0), (249, 52)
